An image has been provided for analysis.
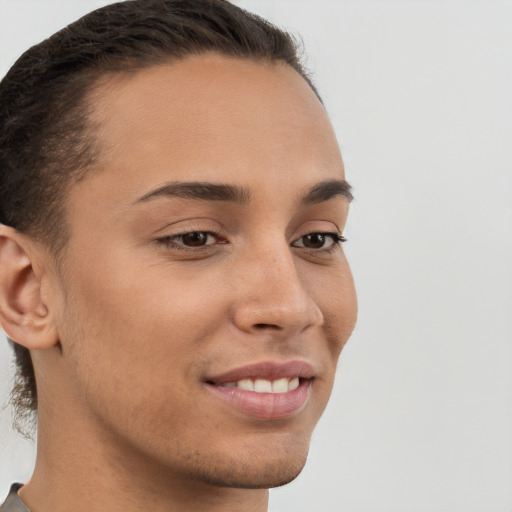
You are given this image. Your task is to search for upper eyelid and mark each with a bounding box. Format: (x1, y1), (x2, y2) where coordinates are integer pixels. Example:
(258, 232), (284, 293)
(165, 229), (220, 238)
(152, 218), (224, 235)
(158, 228), (342, 238)
(151, 215), (342, 237)
(290, 217), (342, 236)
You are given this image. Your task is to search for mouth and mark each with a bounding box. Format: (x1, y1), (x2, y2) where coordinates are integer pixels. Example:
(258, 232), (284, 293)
(205, 361), (314, 419)
(214, 376), (302, 394)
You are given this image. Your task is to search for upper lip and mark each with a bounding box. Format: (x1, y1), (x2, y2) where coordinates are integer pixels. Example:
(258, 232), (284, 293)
(206, 360), (315, 384)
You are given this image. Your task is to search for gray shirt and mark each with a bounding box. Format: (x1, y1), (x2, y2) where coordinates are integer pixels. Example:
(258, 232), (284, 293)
(0, 485), (30, 512)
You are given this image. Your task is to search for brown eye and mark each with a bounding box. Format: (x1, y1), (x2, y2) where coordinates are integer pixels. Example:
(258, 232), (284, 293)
(158, 231), (222, 251)
(302, 233), (327, 249)
(292, 232), (345, 251)
(181, 232), (210, 246)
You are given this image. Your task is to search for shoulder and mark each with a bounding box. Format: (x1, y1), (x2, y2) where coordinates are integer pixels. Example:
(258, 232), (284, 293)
(0, 484), (31, 512)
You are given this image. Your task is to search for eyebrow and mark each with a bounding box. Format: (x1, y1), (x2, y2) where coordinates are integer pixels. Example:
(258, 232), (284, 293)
(136, 182), (251, 204)
(301, 179), (353, 204)
(135, 178), (353, 205)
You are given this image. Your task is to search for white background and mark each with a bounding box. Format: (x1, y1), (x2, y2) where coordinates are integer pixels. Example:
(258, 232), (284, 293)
(1, 1), (511, 511)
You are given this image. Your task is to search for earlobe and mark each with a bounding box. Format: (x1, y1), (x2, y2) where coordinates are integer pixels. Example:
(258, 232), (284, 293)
(0, 225), (58, 350)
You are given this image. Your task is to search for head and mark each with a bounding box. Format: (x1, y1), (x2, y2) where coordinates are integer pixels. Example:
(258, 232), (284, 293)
(0, 0), (356, 492)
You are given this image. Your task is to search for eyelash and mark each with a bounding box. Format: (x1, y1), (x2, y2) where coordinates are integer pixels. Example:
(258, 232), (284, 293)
(156, 231), (346, 253)
(157, 231), (226, 251)
(292, 232), (346, 252)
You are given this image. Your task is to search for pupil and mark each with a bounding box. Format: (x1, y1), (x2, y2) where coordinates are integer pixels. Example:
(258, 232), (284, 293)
(305, 233), (324, 248)
(183, 232), (207, 246)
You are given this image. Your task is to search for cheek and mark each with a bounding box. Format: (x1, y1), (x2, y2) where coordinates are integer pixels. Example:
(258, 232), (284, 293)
(311, 262), (357, 360)
(64, 248), (218, 329)
(57, 266), (217, 433)
(58, 255), (228, 383)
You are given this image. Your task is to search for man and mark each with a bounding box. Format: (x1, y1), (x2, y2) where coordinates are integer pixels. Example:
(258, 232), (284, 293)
(0, 0), (357, 510)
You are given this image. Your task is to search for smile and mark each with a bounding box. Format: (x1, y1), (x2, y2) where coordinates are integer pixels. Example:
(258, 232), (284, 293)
(205, 361), (314, 419)
(219, 377), (300, 393)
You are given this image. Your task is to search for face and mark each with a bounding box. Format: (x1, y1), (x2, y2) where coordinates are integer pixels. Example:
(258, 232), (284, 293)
(45, 54), (357, 489)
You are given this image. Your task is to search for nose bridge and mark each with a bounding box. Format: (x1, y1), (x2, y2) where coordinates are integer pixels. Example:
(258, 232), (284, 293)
(232, 237), (323, 334)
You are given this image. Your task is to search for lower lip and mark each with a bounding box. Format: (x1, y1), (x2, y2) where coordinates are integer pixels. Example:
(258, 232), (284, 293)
(206, 379), (311, 419)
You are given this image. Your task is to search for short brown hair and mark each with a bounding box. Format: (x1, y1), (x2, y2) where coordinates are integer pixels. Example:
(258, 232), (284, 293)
(0, 0), (319, 434)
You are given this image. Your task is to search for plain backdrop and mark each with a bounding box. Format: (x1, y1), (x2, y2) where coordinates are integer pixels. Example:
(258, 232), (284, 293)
(1, 1), (511, 511)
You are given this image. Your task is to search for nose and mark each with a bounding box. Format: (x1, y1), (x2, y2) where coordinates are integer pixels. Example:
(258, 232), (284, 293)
(231, 241), (324, 336)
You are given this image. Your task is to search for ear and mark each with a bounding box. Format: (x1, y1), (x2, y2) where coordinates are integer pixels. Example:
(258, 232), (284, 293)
(0, 224), (58, 350)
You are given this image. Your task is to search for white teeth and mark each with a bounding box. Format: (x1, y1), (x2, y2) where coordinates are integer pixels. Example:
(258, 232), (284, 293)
(254, 379), (272, 393)
(237, 379), (254, 391)
(219, 377), (302, 393)
(272, 378), (289, 393)
(289, 377), (300, 391)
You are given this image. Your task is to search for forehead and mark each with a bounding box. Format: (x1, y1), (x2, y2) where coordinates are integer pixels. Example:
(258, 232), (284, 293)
(74, 54), (344, 211)
(93, 53), (324, 130)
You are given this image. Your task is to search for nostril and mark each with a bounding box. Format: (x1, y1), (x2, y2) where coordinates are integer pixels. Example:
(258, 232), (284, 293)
(253, 323), (282, 330)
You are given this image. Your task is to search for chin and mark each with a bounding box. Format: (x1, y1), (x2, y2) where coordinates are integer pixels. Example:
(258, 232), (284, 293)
(190, 442), (310, 490)
(199, 461), (307, 490)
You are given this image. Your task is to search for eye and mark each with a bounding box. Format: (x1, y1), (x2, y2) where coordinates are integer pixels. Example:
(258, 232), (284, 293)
(292, 232), (346, 251)
(157, 231), (223, 250)
(177, 232), (214, 247)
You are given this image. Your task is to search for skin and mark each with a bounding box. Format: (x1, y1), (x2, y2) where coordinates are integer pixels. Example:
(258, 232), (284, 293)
(0, 54), (357, 512)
